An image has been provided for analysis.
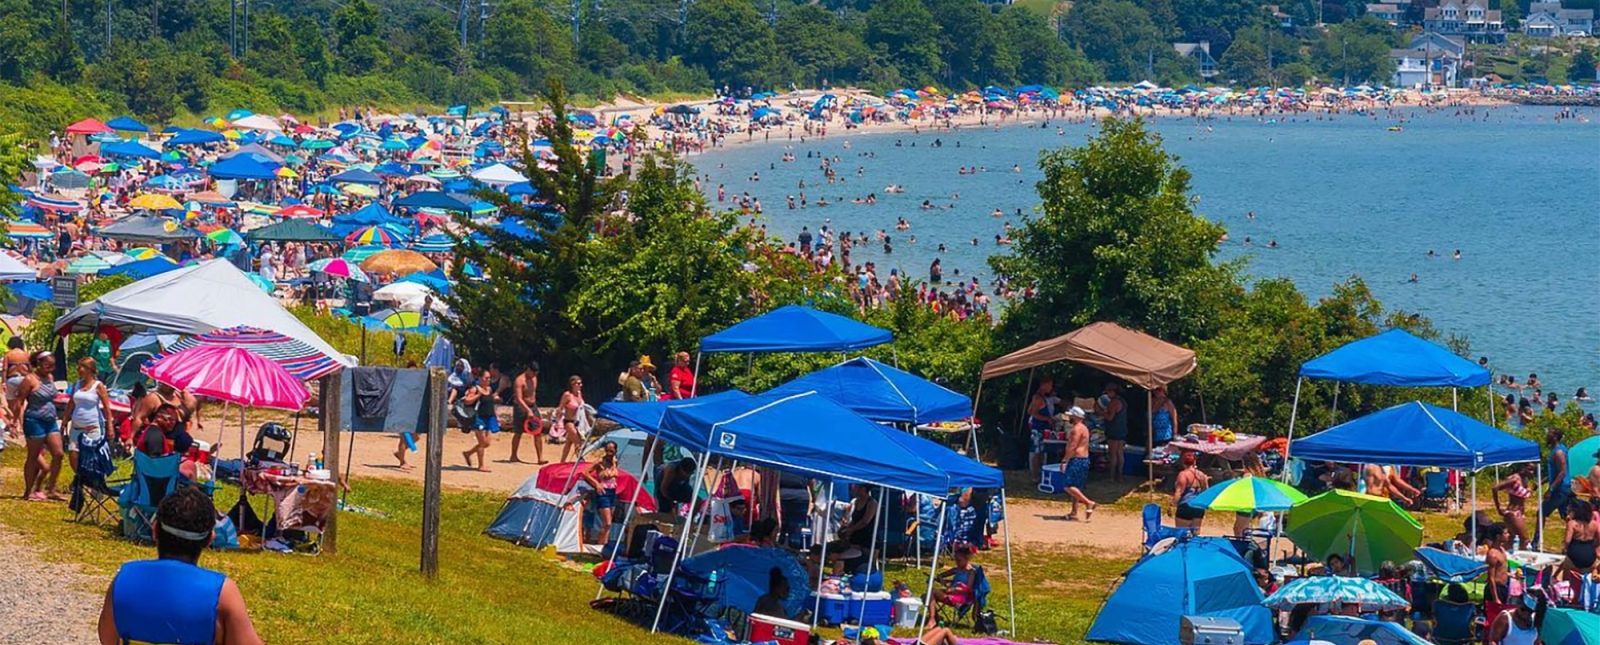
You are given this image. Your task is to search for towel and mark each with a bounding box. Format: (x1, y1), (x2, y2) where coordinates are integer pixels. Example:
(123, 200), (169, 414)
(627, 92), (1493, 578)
(352, 367), (397, 419)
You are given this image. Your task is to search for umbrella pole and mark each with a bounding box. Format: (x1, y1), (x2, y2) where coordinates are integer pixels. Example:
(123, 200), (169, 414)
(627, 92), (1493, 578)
(1537, 466), (1543, 551)
(1282, 377), (1303, 483)
(811, 487), (833, 629)
(1472, 471), (1478, 551)
(917, 502), (948, 645)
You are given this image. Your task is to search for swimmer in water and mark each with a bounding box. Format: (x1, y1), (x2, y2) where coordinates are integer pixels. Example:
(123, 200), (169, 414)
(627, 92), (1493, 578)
(1454, 249), (1461, 260)
(1408, 273), (1419, 283)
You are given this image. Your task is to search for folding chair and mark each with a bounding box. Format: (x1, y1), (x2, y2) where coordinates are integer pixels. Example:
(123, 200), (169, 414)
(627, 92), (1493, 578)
(1422, 470), (1452, 511)
(71, 434), (124, 528)
(1141, 503), (1193, 551)
(119, 452), (183, 541)
(933, 564), (991, 629)
(1430, 599), (1477, 645)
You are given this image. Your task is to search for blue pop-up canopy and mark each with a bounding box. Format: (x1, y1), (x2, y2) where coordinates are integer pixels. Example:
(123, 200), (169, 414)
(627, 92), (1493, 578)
(701, 305), (891, 353)
(328, 168), (383, 185)
(99, 257), (180, 279)
(393, 190), (471, 212)
(658, 391), (963, 495)
(1290, 401), (1539, 470)
(765, 357), (969, 424)
(165, 128), (226, 146)
(596, 390), (751, 434)
(1299, 329), (1490, 387)
(207, 156), (277, 180)
(100, 140), (161, 160)
(106, 116), (150, 133)
(1087, 537), (1275, 645)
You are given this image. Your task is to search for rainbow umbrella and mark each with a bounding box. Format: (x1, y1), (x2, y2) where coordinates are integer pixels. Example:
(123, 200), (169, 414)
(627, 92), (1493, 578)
(1184, 475), (1307, 512)
(163, 325), (343, 380)
(308, 257), (369, 283)
(345, 225), (408, 246)
(144, 345), (309, 410)
(122, 247), (162, 261)
(1544, 608), (1600, 645)
(342, 244), (388, 263)
(206, 229), (244, 245)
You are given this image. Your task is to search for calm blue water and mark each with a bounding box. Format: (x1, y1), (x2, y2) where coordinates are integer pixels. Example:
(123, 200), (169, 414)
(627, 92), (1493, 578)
(695, 106), (1600, 396)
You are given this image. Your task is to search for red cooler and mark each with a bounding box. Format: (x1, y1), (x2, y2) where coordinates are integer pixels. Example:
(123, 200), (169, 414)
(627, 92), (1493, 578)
(749, 614), (810, 645)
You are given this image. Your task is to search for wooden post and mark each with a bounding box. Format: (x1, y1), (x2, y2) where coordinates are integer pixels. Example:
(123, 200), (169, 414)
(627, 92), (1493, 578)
(421, 368), (447, 578)
(320, 370), (343, 555)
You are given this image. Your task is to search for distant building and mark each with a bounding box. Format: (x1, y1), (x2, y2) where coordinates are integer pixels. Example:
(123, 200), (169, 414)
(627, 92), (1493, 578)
(1263, 4), (1296, 29)
(1524, 1), (1594, 36)
(1174, 42), (1219, 79)
(1392, 33), (1466, 87)
(1423, 0), (1506, 42)
(1366, 3), (1407, 25)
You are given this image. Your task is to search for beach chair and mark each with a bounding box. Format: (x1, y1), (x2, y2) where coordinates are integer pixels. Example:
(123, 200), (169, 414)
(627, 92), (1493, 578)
(1141, 503), (1193, 551)
(1430, 599), (1477, 645)
(70, 434), (124, 528)
(1422, 470), (1452, 510)
(933, 564), (991, 629)
(119, 452), (183, 541)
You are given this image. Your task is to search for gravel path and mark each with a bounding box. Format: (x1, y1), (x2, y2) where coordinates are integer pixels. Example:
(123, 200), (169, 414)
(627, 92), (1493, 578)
(0, 517), (103, 645)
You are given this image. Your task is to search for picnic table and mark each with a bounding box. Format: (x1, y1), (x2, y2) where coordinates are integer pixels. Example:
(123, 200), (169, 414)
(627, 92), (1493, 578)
(1167, 432), (1268, 462)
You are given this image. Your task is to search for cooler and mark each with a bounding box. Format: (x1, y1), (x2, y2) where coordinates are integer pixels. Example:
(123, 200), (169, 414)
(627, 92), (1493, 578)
(749, 613), (810, 645)
(894, 597), (924, 629)
(812, 591), (894, 626)
(1040, 462), (1072, 494)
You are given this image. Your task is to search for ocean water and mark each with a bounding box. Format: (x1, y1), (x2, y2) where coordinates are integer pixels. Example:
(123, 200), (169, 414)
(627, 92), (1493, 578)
(694, 107), (1600, 395)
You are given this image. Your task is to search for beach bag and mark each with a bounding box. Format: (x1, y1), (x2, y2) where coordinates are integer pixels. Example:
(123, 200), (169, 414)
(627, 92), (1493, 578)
(212, 513), (240, 550)
(707, 497), (738, 543)
(973, 609), (999, 634)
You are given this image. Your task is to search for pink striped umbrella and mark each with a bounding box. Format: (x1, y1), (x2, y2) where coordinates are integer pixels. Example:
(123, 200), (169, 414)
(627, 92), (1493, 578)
(144, 345), (310, 410)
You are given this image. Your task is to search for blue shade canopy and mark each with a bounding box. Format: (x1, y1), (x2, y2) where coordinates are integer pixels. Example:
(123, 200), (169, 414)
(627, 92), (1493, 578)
(1299, 329), (1490, 387)
(99, 257), (179, 279)
(328, 168), (383, 185)
(393, 190), (471, 211)
(106, 116), (150, 133)
(165, 128), (226, 146)
(765, 357), (969, 424)
(1086, 537), (1275, 645)
(207, 156), (277, 180)
(876, 424), (1002, 489)
(396, 270), (452, 295)
(1291, 401), (1539, 470)
(658, 391), (966, 495)
(597, 390), (751, 433)
(701, 305), (892, 353)
(100, 140), (161, 159)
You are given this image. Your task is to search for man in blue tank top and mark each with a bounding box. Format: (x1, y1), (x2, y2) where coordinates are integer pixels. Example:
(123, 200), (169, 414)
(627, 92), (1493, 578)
(97, 487), (262, 645)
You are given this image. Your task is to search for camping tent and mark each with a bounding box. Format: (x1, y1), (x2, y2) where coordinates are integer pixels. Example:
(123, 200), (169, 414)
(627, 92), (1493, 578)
(484, 483), (598, 554)
(54, 260), (353, 374)
(1086, 537), (1275, 645)
(980, 321), (1196, 386)
(1299, 329), (1489, 387)
(765, 356), (970, 425)
(1291, 401), (1539, 470)
(700, 305), (892, 353)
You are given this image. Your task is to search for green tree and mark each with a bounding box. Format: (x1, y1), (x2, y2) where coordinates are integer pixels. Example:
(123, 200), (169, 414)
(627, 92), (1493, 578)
(1570, 47), (1597, 83)
(1310, 17), (1398, 85)
(43, 8), (84, 83)
(999, 7), (1099, 87)
(864, 0), (943, 85)
(0, 128), (27, 237)
(292, 16), (334, 87)
(481, 0), (573, 93)
(332, 0), (388, 74)
(246, 11), (304, 82)
(1062, 0), (1169, 81)
(776, 5), (869, 87)
(685, 0), (776, 88)
(1222, 32), (1270, 85)
(0, 1), (46, 83)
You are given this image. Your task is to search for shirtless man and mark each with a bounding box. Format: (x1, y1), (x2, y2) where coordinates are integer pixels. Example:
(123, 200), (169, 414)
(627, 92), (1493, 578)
(509, 361), (541, 464)
(1363, 464), (1416, 505)
(1060, 407), (1098, 521)
(1484, 523), (1513, 621)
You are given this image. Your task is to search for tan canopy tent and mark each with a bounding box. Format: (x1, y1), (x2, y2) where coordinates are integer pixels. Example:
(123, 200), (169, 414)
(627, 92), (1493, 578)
(977, 321), (1197, 478)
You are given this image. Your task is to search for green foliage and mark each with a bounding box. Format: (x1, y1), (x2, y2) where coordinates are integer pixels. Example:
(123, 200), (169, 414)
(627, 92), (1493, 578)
(685, 0), (776, 88)
(1514, 404), (1591, 450)
(1570, 47), (1597, 83)
(22, 275), (135, 362)
(1062, 0), (1194, 83)
(865, 0), (945, 86)
(288, 305), (430, 367)
(1310, 17), (1401, 85)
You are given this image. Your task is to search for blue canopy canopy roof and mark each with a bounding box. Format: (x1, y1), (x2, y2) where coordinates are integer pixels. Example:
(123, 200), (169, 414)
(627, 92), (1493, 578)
(1290, 401), (1539, 470)
(701, 305), (892, 353)
(165, 128), (226, 146)
(100, 140), (161, 159)
(328, 168), (383, 185)
(106, 116), (150, 133)
(393, 190), (471, 212)
(207, 156), (277, 180)
(765, 357), (969, 424)
(658, 391), (988, 495)
(99, 257), (180, 279)
(1299, 329), (1490, 387)
(596, 390), (752, 434)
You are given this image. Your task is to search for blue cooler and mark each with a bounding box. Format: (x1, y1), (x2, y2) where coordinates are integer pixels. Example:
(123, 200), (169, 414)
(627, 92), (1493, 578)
(848, 571), (884, 593)
(1039, 462), (1072, 494)
(811, 592), (894, 626)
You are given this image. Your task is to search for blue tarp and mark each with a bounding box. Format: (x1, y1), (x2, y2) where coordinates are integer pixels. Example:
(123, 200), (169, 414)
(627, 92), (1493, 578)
(596, 390), (751, 433)
(328, 168), (383, 185)
(393, 190), (471, 212)
(1299, 329), (1490, 387)
(106, 116), (149, 133)
(680, 547), (811, 618)
(207, 156), (277, 180)
(165, 129), (226, 146)
(1291, 401), (1539, 470)
(701, 305), (891, 353)
(1086, 537), (1275, 645)
(100, 140), (161, 159)
(765, 357), (969, 425)
(657, 391), (968, 495)
(1294, 616), (1431, 645)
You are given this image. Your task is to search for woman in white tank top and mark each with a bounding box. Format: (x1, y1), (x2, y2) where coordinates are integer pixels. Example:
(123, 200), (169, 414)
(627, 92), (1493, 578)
(64, 357), (111, 474)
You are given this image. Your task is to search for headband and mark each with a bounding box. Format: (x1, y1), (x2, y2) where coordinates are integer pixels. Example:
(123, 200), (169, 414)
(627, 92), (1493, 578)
(159, 522), (211, 542)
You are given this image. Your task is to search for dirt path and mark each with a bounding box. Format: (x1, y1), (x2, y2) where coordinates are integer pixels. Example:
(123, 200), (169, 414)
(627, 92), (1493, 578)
(0, 518), (103, 645)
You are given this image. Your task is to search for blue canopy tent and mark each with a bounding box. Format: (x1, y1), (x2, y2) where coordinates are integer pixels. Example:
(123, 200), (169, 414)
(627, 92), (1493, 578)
(165, 128), (226, 147)
(207, 156), (277, 181)
(764, 356), (969, 425)
(596, 390), (751, 435)
(393, 190), (471, 212)
(328, 168), (383, 185)
(106, 116), (150, 133)
(99, 257), (180, 279)
(100, 140), (161, 160)
(1086, 537), (1275, 645)
(1291, 401), (1538, 471)
(700, 305), (891, 354)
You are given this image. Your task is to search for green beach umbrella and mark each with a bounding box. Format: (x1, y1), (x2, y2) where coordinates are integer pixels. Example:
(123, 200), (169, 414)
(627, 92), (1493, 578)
(207, 229), (244, 245)
(343, 244), (387, 263)
(246, 273), (275, 293)
(1545, 608), (1600, 645)
(66, 255), (113, 274)
(1184, 475), (1308, 512)
(1284, 489), (1422, 574)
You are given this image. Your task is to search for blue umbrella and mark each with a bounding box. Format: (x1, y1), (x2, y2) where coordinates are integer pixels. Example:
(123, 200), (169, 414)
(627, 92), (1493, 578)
(1262, 576), (1409, 611)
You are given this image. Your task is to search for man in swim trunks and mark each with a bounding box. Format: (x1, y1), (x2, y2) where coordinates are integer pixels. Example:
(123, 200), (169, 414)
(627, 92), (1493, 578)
(1062, 407), (1098, 521)
(1484, 523), (1513, 623)
(1026, 378), (1056, 484)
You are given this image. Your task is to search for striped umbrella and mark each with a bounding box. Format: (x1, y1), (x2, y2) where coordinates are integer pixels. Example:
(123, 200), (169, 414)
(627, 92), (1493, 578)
(411, 233), (455, 253)
(345, 225), (408, 246)
(145, 345), (309, 410)
(1184, 475), (1308, 512)
(1263, 576), (1409, 611)
(308, 257), (369, 283)
(9, 222), (52, 239)
(1544, 608), (1600, 645)
(164, 325), (343, 381)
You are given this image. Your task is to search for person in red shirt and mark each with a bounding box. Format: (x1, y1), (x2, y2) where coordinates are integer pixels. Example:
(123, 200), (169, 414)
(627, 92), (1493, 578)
(668, 352), (695, 400)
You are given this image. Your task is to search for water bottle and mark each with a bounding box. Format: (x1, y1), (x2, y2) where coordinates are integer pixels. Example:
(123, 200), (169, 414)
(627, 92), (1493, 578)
(1513, 536), (1522, 553)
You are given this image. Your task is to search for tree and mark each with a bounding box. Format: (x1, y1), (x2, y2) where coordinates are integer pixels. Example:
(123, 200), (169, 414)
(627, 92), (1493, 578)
(1310, 17), (1398, 85)
(864, 0), (943, 85)
(776, 5), (868, 87)
(246, 10), (303, 82)
(1062, 0), (1169, 81)
(481, 0), (573, 93)
(0, 1), (46, 83)
(999, 7), (1098, 87)
(1570, 47), (1598, 83)
(0, 128), (26, 240)
(1222, 31), (1270, 85)
(332, 0), (387, 74)
(685, 0), (775, 88)
(292, 16), (334, 87)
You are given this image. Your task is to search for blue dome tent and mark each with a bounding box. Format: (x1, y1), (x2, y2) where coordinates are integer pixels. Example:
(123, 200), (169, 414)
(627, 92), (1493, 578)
(1086, 537), (1275, 645)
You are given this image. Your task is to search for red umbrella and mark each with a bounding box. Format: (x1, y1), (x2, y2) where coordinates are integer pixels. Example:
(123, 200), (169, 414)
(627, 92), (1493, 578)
(277, 204), (325, 218)
(144, 345), (309, 411)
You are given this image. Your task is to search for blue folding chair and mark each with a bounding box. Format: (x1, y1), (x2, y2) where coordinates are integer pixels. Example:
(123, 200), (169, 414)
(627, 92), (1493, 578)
(119, 452), (183, 541)
(1141, 503), (1193, 551)
(1422, 470), (1452, 510)
(1431, 599), (1477, 645)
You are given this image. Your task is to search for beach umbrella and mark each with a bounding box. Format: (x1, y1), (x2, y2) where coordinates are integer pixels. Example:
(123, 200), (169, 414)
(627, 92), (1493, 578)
(300, 139), (335, 150)
(276, 167), (298, 178)
(411, 233), (455, 253)
(163, 325), (343, 381)
(1569, 436), (1600, 483)
(144, 345), (308, 410)
(377, 310), (425, 331)
(342, 245), (388, 264)
(276, 204), (325, 218)
(1263, 576), (1410, 611)
(1184, 475), (1308, 512)
(66, 255), (114, 274)
(129, 193), (183, 211)
(122, 247), (162, 261)
(1284, 489), (1423, 573)
(360, 249), (437, 276)
(1543, 608), (1600, 645)
(346, 225), (407, 246)
(1413, 546), (1488, 583)
(206, 229), (245, 245)
(342, 184), (378, 198)
(246, 274), (275, 293)
(308, 257), (369, 283)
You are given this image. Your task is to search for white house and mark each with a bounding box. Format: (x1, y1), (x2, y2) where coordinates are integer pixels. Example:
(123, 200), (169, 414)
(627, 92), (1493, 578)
(1391, 34), (1466, 87)
(1524, 1), (1594, 36)
(1366, 3), (1406, 25)
(1424, 0), (1507, 42)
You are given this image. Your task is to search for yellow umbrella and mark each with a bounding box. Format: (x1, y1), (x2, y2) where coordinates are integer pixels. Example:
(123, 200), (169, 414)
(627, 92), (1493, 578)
(276, 167), (299, 178)
(360, 249), (438, 276)
(128, 193), (183, 210)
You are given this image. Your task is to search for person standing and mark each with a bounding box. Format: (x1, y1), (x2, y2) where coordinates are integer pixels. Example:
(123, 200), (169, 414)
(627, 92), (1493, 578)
(581, 441), (622, 544)
(1484, 523), (1512, 622)
(14, 351), (63, 501)
(458, 368), (497, 472)
(1543, 428), (1574, 544)
(510, 361), (542, 464)
(554, 376), (587, 463)
(1172, 452), (1209, 529)
(97, 487), (264, 645)
(1061, 407), (1098, 521)
(1099, 383), (1128, 482)
(64, 357), (111, 478)
(1026, 378), (1057, 484)
(1151, 386), (1178, 446)
(668, 352), (695, 400)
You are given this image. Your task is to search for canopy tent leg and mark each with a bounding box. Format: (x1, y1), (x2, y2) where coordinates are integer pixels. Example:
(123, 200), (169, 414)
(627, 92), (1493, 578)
(917, 502), (948, 645)
(811, 486), (834, 629)
(1537, 466), (1543, 551)
(1146, 389), (1154, 481)
(650, 450), (711, 634)
(969, 380), (985, 460)
(854, 485), (887, 628)
(1330, 382), (1339, 425)
(1452, 387), (1458, 411)
(595, 451), (655, 600)
(1472, 471), (1478, 551)
(1282, 377), (1304, 482)
(1001, 489), (1016, 638)
(689, 352), (702, 397)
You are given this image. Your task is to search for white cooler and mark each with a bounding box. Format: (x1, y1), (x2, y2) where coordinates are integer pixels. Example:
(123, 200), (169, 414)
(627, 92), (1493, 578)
(894, 596), (924, 629)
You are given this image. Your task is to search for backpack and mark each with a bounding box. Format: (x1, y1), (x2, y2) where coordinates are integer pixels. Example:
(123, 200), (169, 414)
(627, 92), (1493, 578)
(973, 609), (999, 635)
